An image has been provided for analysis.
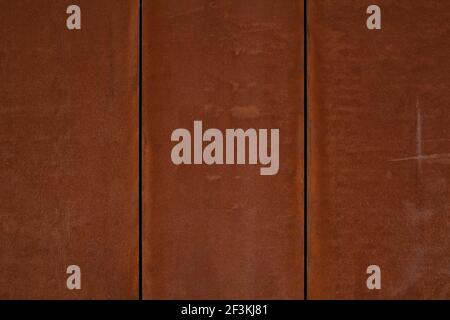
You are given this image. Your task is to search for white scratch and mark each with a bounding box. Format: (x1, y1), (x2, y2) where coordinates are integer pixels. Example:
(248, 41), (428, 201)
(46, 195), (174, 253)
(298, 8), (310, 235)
(389, 98), (450, 163)
(388, 153), (450, 162)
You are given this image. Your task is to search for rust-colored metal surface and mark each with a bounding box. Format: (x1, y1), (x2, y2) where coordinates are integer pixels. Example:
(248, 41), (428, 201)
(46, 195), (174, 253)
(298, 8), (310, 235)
(309, 0), (450, 299)
(0, 0), (138, 299)
(143, 0), (304, 299)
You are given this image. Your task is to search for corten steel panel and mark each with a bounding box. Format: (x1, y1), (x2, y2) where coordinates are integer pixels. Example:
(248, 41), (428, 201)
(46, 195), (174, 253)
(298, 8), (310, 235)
(309, 0), (450, 299)
(143, 0), (304, 299)
(0, 1), (138, 299)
